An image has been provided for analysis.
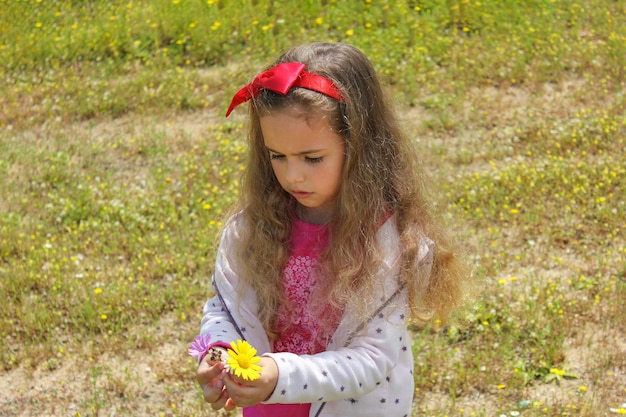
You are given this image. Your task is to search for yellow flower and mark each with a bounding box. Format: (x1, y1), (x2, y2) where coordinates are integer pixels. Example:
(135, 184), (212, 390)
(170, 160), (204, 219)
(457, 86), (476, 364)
(549, 368), (565, 376)
(226, 340), (262, 381)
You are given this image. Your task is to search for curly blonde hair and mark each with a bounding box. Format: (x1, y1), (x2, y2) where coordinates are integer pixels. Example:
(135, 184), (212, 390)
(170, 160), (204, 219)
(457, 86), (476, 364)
(228, 42), (468, 339)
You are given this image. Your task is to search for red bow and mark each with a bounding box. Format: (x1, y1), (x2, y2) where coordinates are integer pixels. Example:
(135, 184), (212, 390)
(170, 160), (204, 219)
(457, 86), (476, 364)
(225, 62), (344, 117)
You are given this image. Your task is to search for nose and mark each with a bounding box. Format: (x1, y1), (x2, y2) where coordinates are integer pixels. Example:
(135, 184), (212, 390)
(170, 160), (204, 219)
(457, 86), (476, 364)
(285, 160), (304, 183)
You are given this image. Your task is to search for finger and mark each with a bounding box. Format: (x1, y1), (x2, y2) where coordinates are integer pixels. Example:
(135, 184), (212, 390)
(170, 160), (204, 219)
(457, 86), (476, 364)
(224, 373), (253, 388)
(224, 397), (237, 411)
(196, 360), (224, 385)
(208, 386), (231, 411)
(201, 377), (224, 403)
(223, 377), (255, 407)
(222, 377), (240, 405)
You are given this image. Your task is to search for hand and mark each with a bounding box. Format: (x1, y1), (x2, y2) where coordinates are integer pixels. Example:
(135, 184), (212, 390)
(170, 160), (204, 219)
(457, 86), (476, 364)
(223, 356), (279, 407)
(196, 355), (236, 411)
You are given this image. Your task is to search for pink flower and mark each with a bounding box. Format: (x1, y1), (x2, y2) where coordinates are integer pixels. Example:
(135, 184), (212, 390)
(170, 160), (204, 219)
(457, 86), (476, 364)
(188, 334), (211, 359)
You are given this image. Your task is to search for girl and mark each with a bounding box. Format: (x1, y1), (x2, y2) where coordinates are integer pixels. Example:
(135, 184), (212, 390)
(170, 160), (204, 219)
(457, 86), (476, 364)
(195, 42), (467, 417)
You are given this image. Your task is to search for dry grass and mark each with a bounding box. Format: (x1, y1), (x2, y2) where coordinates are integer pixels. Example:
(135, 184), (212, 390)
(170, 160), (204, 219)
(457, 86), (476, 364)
(1, 1), (625, 416)
(2, 73), (624, 416)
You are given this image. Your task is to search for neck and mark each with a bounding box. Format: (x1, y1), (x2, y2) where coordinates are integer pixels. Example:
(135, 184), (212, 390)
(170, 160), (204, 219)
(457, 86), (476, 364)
(295, 204), (333, 225)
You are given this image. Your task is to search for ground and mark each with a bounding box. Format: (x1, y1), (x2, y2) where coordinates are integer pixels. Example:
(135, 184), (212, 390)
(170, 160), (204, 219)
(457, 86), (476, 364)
(2, 78), (625, 416)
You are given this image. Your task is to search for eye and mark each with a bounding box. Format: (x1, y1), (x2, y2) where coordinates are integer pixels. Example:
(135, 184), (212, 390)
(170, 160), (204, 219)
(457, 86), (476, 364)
(269, 153), (284, 161)
(305, 156), (323, 164)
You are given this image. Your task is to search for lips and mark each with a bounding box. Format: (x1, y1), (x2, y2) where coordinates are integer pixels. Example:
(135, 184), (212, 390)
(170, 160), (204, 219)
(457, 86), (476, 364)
(291, 190), (312, 199)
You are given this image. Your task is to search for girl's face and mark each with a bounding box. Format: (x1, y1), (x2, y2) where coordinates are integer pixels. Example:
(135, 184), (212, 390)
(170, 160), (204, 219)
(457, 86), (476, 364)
(260, 109), (346, 224)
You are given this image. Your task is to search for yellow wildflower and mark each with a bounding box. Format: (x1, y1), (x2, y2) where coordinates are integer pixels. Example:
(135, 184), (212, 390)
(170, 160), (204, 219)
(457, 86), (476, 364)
(226, 340), (262, 381)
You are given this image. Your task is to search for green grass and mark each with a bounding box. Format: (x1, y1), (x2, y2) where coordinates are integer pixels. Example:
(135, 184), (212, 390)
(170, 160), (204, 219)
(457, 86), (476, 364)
(1, 1), (625, 416)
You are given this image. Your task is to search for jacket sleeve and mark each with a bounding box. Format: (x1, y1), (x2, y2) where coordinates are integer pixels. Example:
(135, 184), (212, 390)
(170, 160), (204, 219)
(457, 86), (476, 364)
(198, 214), (270, 353)
(199, 294), (241, 348)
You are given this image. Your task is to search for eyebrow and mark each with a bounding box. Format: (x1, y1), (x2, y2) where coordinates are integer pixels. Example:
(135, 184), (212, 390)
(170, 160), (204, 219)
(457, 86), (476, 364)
(264, 146), (325, 155)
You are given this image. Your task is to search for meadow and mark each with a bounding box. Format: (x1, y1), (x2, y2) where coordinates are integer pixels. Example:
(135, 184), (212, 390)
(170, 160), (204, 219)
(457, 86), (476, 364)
(1, 0), (625, 416)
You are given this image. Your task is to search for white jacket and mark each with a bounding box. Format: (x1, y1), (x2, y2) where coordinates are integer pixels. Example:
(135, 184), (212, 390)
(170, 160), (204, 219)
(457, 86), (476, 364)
(200, 213), (433, 417)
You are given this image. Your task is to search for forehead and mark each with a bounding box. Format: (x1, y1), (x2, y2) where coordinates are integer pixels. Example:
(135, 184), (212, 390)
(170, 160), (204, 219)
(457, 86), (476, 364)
(260, 110), (344, 152)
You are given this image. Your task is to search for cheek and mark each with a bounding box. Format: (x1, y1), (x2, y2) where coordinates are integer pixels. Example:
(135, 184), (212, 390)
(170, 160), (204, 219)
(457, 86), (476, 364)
(326, 162), (345, 192)
(269, 162), (286, 183)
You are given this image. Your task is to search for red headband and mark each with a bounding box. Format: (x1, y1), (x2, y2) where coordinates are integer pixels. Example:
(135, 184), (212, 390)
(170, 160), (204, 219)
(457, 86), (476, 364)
(225, 62), (344, 117)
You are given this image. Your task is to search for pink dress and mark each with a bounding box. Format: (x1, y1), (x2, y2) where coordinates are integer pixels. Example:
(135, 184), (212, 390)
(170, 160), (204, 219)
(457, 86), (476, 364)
(244, 217), (340, 417)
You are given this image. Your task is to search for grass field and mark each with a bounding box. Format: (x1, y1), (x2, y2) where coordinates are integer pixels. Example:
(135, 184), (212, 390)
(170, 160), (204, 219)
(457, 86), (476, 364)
(1, 1), (625, 416)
